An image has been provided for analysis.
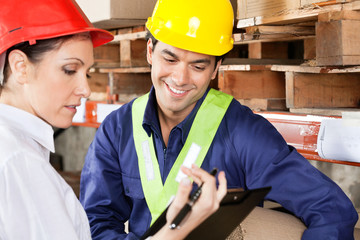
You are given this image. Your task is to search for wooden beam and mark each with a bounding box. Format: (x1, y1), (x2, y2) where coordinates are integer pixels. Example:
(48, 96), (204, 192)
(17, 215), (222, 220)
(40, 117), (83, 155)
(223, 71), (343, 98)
(304, 38), (316, 60)
(246, 25), (315, 35)
(248, 42), (289, 59)
(234, 33), (315, 44)
(286, 72), (360, 108)
(285, 72), (295, 108)
(99, 67), (150, 73)
(271, 64), (360, 73)
(236, 1), (360, 28)
(93, 44), (120, 68)
(112, 31), (147, 42)
(218, 70), (285, 99)
(316, 20), (360, 66)
(111, 72), (152, 103)
(318, 10), (360, 21)
(290, 107), (360, 116)
(238, 98), (287, 111)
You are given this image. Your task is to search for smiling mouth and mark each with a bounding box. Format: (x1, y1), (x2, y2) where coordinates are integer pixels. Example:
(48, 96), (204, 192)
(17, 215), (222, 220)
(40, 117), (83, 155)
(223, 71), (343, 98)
(168, 84), (186, 94)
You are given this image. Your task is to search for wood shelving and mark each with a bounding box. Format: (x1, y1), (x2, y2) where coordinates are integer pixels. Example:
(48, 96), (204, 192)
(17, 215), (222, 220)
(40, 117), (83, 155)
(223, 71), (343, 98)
(73, 1), (360, 166)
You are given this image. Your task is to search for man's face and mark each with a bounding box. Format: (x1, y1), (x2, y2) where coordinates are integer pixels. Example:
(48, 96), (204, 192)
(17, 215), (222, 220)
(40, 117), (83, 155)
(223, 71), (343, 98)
(147, 40), (220, 118)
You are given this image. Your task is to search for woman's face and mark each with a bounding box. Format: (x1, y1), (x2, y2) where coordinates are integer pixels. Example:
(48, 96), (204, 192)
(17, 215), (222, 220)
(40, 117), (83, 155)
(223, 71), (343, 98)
(24, 37), (94, 128)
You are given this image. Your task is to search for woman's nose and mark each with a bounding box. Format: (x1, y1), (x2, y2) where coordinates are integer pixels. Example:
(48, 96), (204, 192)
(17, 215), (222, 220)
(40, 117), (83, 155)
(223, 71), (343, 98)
(74, 75), (91, 98)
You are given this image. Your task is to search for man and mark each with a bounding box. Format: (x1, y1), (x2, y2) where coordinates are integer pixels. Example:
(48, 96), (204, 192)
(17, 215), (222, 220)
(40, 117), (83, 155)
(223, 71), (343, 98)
(80, 0), (358, 239)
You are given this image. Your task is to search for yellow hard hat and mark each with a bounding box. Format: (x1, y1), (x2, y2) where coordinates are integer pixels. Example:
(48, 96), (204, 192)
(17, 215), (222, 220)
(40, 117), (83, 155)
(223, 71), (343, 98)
(146, 0), (234, 56)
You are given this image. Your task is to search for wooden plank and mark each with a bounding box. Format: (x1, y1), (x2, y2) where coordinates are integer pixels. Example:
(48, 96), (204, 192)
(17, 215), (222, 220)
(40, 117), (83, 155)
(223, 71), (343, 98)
(271, 64), (360, 73)
(286, 72), (360, 108)
(246, 25), (315, 35)
(237, 0), (300, 19)
(234, 33), (315, 44)
(316, 20), (360, 66)
(290, 107), (360, 116)
(114, 28), (148, 68)
(111, 72), (152, 102)
(130, 39), (148, 67)
(304, 38), (316, 60)
(120, 39), (131, 67)
(112, 31), (147, 42)
(248, 42), (289, 59)
(248, 42), (262, 59)
(301, 0), (338, 7)
(93, 44), (120, 68)
(99, 67), (150, 73)
(118, 28), (132, 68)
(285, 72), (295, 108)
(318, 10), (360, 21)
(221, 58), (305, 66)
(218, 70), (285, 99)
(236, 1), (360, 28)
(238, 98), (287, 111)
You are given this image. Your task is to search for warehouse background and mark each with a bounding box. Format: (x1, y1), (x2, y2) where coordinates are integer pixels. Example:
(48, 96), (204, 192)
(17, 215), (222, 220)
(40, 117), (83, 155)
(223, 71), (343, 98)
(53, 0), (360, 218)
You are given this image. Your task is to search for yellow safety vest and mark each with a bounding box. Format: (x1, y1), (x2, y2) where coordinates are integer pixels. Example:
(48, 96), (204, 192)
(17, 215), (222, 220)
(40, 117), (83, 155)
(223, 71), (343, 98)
(132, 89), (233, 224)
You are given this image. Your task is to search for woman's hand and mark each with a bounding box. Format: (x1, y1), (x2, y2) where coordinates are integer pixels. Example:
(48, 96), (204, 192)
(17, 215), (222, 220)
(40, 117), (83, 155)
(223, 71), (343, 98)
(152, 165), (227, 240)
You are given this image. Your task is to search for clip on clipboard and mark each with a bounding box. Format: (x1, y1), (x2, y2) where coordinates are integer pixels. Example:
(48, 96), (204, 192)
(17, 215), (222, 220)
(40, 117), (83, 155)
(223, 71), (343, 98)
(141, 186), (271, 240)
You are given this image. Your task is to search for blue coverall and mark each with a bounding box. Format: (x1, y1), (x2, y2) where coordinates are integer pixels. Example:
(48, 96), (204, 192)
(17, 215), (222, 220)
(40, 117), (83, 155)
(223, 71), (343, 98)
(80, 87), (358, 240)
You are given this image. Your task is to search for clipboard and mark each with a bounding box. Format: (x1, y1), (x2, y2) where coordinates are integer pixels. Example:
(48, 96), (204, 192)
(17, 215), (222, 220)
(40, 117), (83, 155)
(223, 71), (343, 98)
(141, 186), (271, 240)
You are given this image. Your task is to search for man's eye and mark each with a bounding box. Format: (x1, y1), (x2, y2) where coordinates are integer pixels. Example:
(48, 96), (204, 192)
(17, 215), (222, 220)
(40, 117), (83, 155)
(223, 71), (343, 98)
(165, 58), (176, 63)
(194, 66), (205, 71)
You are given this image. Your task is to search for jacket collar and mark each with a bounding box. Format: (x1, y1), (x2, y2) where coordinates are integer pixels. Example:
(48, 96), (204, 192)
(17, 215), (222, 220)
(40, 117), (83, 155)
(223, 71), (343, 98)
(142, 87), (210, 145)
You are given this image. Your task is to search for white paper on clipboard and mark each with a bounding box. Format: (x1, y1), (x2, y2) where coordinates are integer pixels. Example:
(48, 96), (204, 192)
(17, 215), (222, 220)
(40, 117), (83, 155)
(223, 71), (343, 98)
(317, 117), (360, 163)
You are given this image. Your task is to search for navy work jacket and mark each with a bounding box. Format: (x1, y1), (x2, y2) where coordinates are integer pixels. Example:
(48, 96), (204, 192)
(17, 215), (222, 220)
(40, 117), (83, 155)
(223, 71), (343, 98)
(80, 87), (358, 240)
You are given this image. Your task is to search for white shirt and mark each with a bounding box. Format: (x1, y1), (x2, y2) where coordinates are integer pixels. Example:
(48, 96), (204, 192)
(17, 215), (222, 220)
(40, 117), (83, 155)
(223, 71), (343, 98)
(0, 104), (91, 240)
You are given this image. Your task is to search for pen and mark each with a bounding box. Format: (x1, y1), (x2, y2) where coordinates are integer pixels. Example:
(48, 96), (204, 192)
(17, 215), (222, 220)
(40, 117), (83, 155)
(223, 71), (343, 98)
(169, 168), (218, 229)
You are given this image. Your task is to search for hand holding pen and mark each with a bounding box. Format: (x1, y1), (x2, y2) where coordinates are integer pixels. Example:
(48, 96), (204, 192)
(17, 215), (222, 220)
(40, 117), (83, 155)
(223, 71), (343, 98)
(148, 165), (227, 240)
(167, 165), (227, 232)
(169, 168), (218, 229)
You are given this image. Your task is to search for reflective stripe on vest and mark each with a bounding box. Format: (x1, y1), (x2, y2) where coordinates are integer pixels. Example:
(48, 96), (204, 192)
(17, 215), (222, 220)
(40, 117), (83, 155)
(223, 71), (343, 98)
(132, 89), (233, 224)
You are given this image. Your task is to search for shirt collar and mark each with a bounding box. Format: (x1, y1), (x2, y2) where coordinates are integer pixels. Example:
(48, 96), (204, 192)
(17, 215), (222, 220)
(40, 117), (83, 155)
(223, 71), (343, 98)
(0, 104), (55, 153)
(142, 87), (210, 144)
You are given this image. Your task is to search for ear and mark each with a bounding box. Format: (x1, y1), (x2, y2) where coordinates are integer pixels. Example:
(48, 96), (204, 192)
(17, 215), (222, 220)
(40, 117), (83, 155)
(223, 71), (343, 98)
(8, 50), (29, 84)
(210, 59), (222, 80)
(146, 39), (153, 65)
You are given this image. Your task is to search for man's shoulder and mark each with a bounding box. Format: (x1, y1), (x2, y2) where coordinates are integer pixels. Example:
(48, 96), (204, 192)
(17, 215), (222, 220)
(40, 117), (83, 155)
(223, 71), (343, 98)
(223, 99), (273, 130)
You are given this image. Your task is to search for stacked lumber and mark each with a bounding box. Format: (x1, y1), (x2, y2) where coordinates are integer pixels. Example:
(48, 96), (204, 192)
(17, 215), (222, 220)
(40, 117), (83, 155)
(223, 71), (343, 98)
(88, 26), (151, 103)
(221, 0), (360, 115)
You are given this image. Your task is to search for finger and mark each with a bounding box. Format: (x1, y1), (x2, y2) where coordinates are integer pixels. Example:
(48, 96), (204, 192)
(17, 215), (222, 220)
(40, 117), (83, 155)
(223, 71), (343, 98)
(180, 165), (202, 186)
(190, 165), (216, 185)
(216, 171), (227, 201)
(166, 177), (192, 222)
(172, 177), (192, 208)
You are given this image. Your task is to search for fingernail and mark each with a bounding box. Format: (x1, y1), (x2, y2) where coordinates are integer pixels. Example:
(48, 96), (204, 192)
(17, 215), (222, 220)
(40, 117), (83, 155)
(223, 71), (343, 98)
(180, 177), (191, 186)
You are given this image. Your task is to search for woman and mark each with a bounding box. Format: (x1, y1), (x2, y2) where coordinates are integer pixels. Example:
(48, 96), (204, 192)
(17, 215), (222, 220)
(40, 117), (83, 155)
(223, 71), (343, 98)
(0, 0), (226, 239)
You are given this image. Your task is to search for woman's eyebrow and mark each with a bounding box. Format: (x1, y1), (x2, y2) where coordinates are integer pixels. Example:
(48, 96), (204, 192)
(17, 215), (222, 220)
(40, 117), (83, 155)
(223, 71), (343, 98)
(64, 57), (85, 65)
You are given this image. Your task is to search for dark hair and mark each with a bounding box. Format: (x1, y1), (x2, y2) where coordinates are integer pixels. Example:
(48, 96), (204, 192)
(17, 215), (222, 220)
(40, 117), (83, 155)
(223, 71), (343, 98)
(145, 31), (227, 69)
(1, 34), (89, 93)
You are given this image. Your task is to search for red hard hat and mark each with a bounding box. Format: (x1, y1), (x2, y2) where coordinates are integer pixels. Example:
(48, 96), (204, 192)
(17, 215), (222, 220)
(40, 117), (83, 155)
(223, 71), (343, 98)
(0, 0), (114, 55)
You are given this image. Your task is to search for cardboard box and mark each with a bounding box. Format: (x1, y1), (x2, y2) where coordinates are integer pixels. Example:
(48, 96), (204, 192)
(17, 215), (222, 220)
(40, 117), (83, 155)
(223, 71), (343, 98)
(75, 0), (157, 29)
(227, 207), (306, 239)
